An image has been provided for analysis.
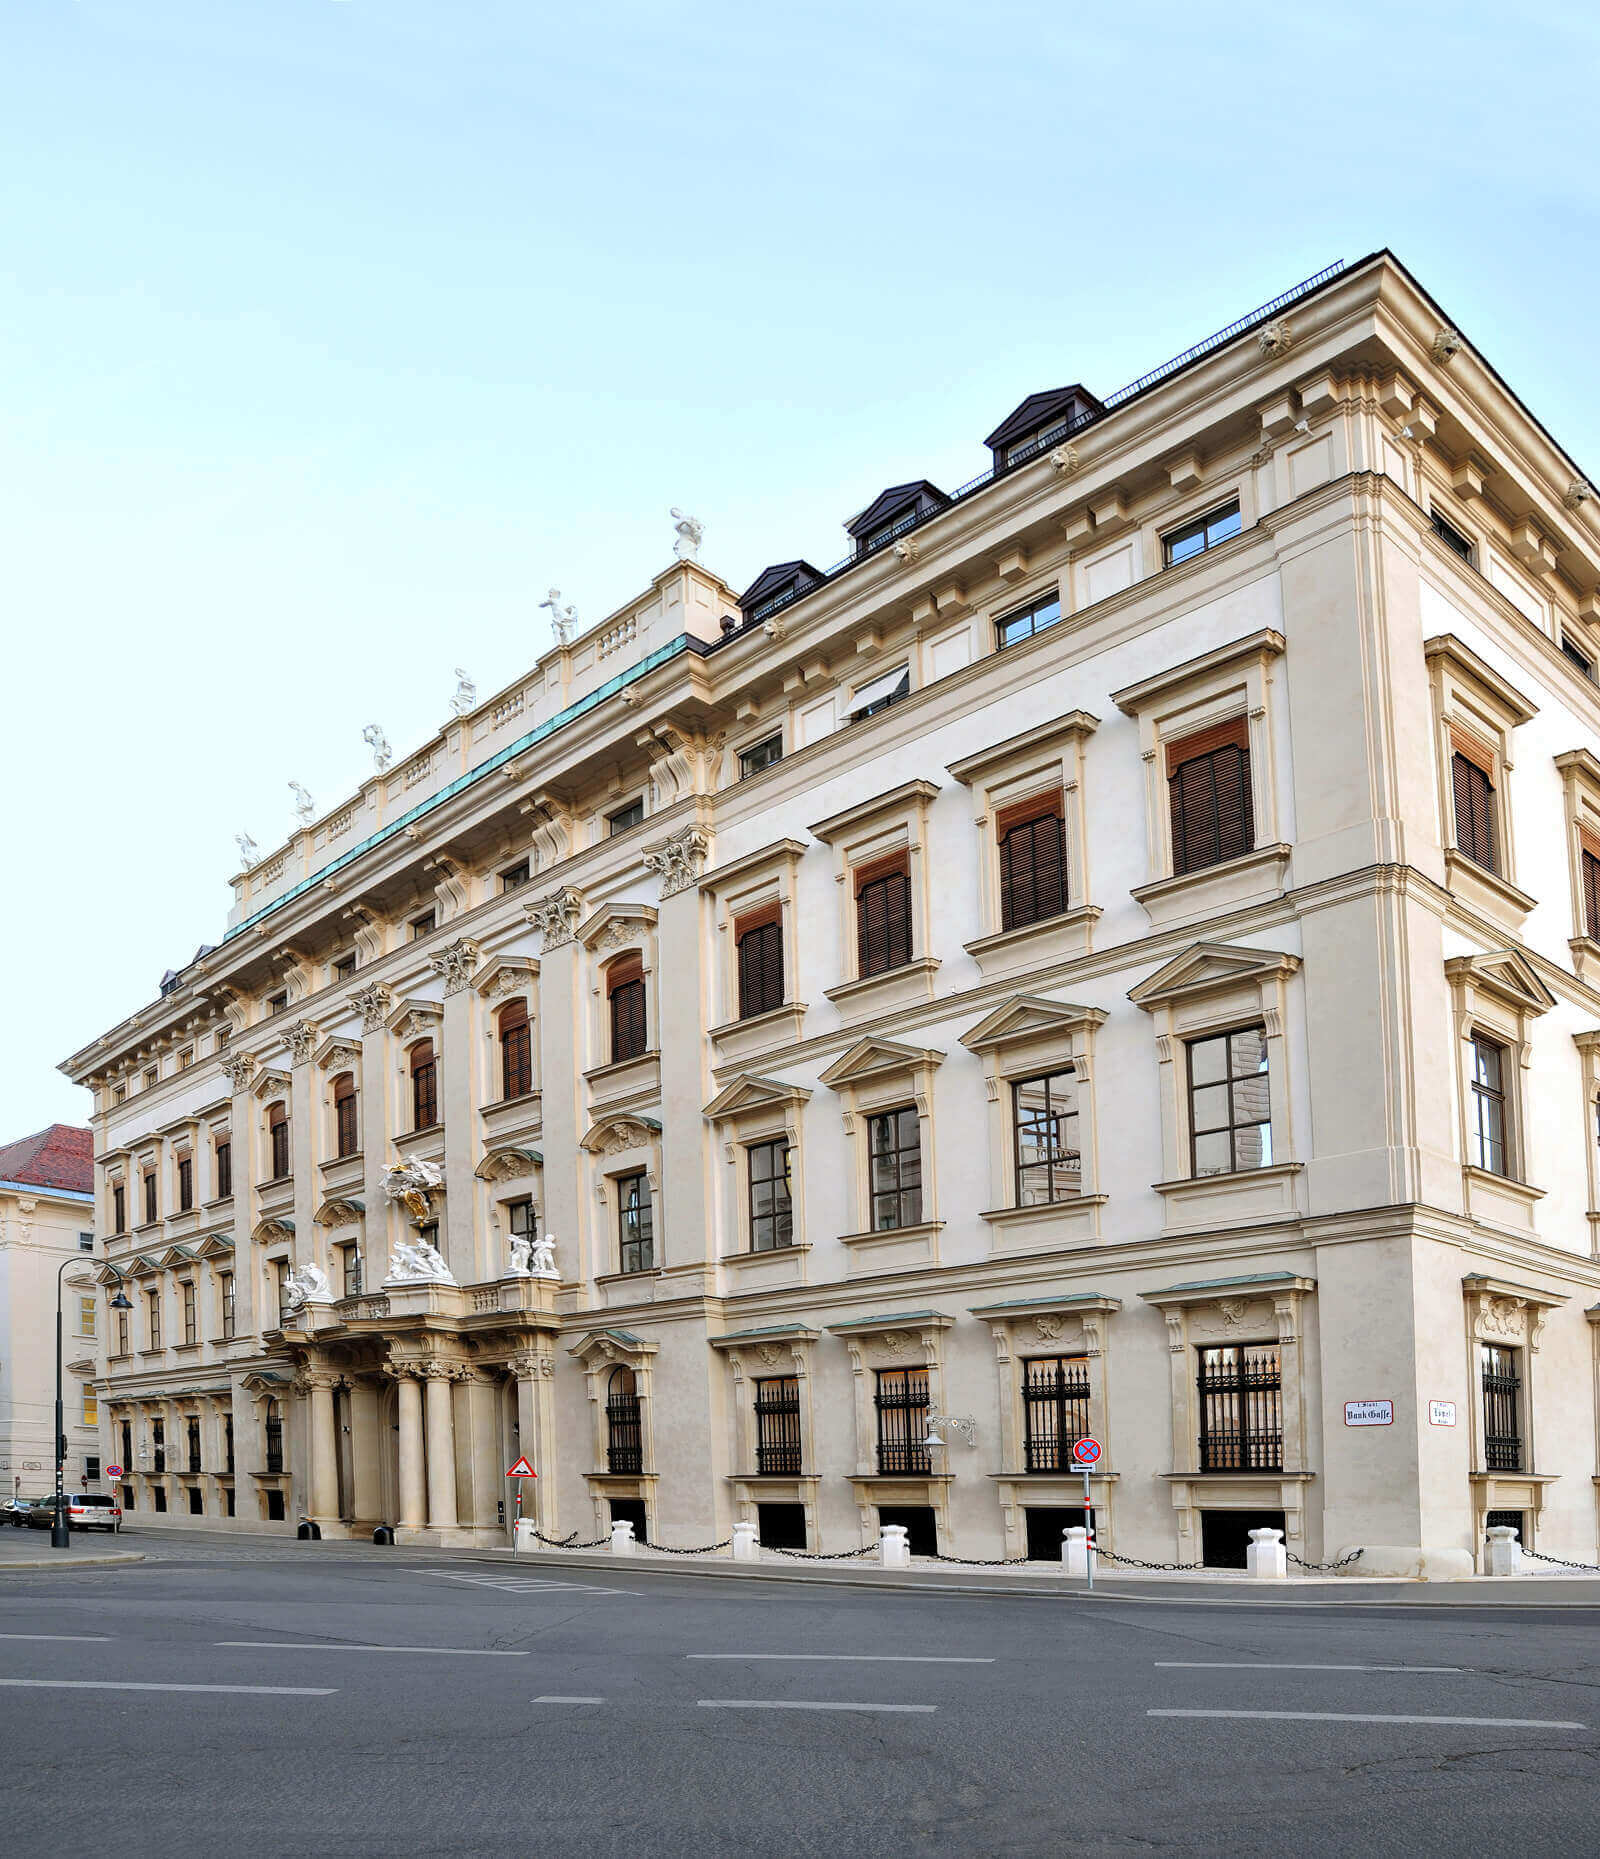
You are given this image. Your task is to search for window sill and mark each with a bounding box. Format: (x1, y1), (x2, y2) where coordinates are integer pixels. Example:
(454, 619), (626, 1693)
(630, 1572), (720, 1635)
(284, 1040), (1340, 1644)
(837, 1221), (943, 1277)
(1443, 849), (1535, 930)
(202, 1197), (234, 1212)
(1152, 1163), (1303, 1233)
(171, 1343), (202, 1356)
(583, 1050), (662, 1106)
(823, 957), (941, 1024)
(1461, 1165), (1545, 1236)
(707, 1001), (809, 1066)
(392, 1125), (444, 1160)
(1130, 843), (1291, 932)
(979, 1196), (1107, 1256)
(594, 1268), (662, 1289)
(1569, 936), (1600, 988)
(962, 906), (1102, 980)
(723, 1242), (810, 1272)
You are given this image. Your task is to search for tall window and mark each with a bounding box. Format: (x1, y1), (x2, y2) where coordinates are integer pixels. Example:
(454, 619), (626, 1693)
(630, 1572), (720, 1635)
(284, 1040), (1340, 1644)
(1013, 1071), (1080, 1204)
(264, 1400), (284, 1474)
(1479, 1342), (1522, 1472)
(225, 1415), (235, 1474)
(410, 1041), (438, 1130)
(855, 853), (912, 977)
(735, 905), (785, 1020)
(341, 1243), (362, 1298)
(1187, 1027), (1271, 1176)
(618, 1172), (654, 1274)
(78, 1295), (97, 1338)
(605, 1366), (642, 1473)
(607, 954), (648, 1063)
(186, 1416), (202, 1474)
(214, 1139), (232, 1201)
(1452, 744), (1497, 872)
(112, 1181), (126, 1234)
(1022, 1357), (1091, 1471)
(219, 1272), (235, 1340)
(868, 1107), (922, 1230)
(1197, 1343), (1282, 1472)
(499, 999), (533, 1099)
(120, 1419), (132, 1467)
(333, 1073), (359, 1157)
(508, 1198), (538, 1244)
(997, 792), (1066, 932)
(268, 1103), (290, 1180)
(142, 1171), (158, 1225)
(82, 1384), (99, 1427)
(115, 1307), (129, 1357)
(1163, 499), (1242, 566)
(874, 1366), (930, 1473)
(152, 1417), (166, 1472)
(754, 1376), (802, 1474)
(1582, 843), (1600, 943)
(995, 591), (1062, 650)
(181, 1282), (197, 1346)
(1468, 1034), (1508, 1176)
(747, 1140), (794, 1251)
(146, 1289), (162, 1351)
(176, 1156), (193, 1212)
(274, 1259), (292, 1326)
(1168, 720), (1254, 874)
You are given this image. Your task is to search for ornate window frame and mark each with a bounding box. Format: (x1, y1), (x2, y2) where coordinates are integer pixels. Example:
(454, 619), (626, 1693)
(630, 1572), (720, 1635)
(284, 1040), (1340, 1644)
(702, 1074), (812, 1286)
(817, 1036), (945, 1276)
(699, 838), (809, 1063)
(1443, 950), (1554, 1235)
(1128, 942), (1303, 1231)
(577, 904), (659, 1107)
(1571, 1028), (1600, 1256)
(946, 713), (1102, 976)
(578, 1113), (664, 1293)
(1111, 628), (1289, 930)
(473, 956), (541, 1111)
(707, 1325), (821, 1543)
(1462, 1272), (1566, 1557)
(825, 1310), (956, 1548)
(567, 1328), (659, 1538)
(1555, 750), (1600, 985)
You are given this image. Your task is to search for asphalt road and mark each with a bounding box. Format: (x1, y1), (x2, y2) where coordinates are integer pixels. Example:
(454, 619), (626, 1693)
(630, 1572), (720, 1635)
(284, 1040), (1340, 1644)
(3, 1530), (1597, 1858)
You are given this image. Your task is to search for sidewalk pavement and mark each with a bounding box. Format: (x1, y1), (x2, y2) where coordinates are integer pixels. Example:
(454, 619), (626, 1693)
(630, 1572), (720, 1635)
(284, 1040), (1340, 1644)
(0, 1530), (144, 1573)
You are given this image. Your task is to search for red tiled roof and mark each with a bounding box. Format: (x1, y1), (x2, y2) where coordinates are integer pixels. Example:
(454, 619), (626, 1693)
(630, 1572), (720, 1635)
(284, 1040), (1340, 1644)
(0, 1124), (94, 1194)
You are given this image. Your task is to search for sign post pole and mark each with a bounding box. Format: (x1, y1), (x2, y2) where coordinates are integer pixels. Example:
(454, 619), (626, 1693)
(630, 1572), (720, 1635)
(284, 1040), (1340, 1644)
(1070, 1436), (1102, 1590)
(505, 1456), (537, 1557)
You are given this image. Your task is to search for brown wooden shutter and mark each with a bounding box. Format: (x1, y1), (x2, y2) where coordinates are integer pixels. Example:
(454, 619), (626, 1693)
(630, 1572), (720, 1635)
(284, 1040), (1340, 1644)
(998, 797), (1067, 931)
(605, 951), (644, 994)
(1583, 847), (1600, 942)
(855, 851), (912, 976)
(1166, 714), (1250, 777)
(1448, 725), (1496, 777)
(852, 848), (910, 893)
(993, 788), (1063, 835)
(733, 900), (782, 937)
(735, 904), (785, 1019)
(1168, 722), (1254, 875)
(1451, 752), (1497, 871)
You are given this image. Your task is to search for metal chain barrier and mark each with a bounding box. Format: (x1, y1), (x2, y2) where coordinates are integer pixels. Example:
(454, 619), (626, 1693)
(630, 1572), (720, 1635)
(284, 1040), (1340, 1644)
(639, 1537), (733, 1555)
(530, 1528), (613, 1550)
(1094, 1547), (1204, 1571)
(1286, 1547), (1365, 1572)
(763, 1543), (878, 1560)
(1523, 1546), (1600, 1573)
(926, 1551), (1034, 1567)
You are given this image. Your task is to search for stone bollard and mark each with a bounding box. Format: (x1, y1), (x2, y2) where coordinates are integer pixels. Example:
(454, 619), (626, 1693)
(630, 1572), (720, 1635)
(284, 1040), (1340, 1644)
(610, 1520), (636, 1556)
(731, 1521), (760, 1562)
(879, 1523), (911, 1568)
(1246, 1527), (1288, 1578)
(1061, 1526), (1097, 1577)
(513, 1519), (537, 1553)
(1485, 1524), (1523, 1577)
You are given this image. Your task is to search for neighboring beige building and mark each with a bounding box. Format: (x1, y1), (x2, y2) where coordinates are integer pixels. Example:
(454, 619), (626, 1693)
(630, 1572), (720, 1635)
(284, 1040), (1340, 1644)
(62, 253), (1600, 1571)
(0, 1125), (101, 1503)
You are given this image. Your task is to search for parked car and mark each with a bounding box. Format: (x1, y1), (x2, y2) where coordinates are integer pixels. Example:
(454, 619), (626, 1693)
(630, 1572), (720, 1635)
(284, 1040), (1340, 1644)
(23, 1493), (121, 1532)
(2, 1496), (44, 1527)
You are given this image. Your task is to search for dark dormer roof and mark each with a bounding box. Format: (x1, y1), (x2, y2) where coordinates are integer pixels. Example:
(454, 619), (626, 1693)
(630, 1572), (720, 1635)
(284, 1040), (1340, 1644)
(736, 559), (825, 620)
(846, 480), (950, 543)
(983, 386), (1105, 457)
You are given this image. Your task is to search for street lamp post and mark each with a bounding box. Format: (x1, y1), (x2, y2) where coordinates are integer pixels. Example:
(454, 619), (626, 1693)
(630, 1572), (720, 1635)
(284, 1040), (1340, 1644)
(53, 1258), (132, 1551)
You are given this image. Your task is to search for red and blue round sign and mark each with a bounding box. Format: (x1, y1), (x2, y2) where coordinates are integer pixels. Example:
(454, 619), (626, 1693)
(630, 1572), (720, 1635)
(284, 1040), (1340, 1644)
(1071, 1436), (1102, 1466)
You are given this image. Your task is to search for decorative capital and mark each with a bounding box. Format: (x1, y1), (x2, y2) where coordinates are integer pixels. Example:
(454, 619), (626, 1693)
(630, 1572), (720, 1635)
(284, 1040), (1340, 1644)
(219, 1052), (257, 1093)
(642, 825), (711, 899)
(525, 886), (584, 950)
(282, 1020), (319, 1066)
(429, 937), (480, 996)
(351, 982), (393, 1034)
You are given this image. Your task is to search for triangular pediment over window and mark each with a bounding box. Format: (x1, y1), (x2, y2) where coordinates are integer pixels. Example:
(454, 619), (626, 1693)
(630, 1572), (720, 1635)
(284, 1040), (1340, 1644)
(703, 1074), (813, 1119)
(194, 1234), (234, 1259)
(1128, 942), (1301, 1011)
(1443, 949), (1556, 1016)
(818, 1036), (945, 1091)
(960, 995), (1107, 1055)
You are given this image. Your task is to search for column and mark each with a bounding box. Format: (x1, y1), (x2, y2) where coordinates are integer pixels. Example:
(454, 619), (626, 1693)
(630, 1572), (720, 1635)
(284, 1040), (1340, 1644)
(511, 1349), (559, 1536)
(395, 1372), (425, 1530)
(306, 1373), (339, 1526)
(349, 1380), (383, 1524)
(423, 1363), (458, 1530)
(439, 955), (480, 1281)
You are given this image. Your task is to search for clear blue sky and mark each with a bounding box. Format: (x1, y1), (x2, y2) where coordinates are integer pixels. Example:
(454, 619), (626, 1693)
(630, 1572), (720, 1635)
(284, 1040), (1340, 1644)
(6, 0), (1597, 1133)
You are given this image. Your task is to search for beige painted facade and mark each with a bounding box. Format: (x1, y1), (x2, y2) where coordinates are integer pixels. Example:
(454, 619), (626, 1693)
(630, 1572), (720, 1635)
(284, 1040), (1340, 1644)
(63, 253), (1600, 1570)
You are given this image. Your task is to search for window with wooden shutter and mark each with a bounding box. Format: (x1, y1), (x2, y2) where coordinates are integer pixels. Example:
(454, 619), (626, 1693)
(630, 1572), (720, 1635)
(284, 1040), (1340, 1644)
(854, 851), (912, 977)
(333, 1073), (358, 1157)
(498, 998), (532, 1099)
(267, 1104), (290, 1181)
(1582, 832), (1600, 942)
(996, 790), (1067, 930)
(607, 953), (648, 1062)
(1450, 734), (1497, 872)
(409, 1041), (438, 1131)
(1167, 719), (1254, 875)
(735, 902), (785, 1019)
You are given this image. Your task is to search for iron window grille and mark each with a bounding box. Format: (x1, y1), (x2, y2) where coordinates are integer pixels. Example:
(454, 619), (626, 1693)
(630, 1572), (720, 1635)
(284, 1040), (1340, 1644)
(1479, 1343), (1523, 1472)
(995, 591), (1063, 650)
(1187, 1027), (1271, 1175)
(1022, 1356), (1092, 1471)
(754, 1375), (803, 1474)
(737, 919), (785, 1020)
(1452, 752), (1497, 871)
(334, 1077), (359, 1156)
(868, 1106), (923, 1231)
(606, 1367), (643, 1473)
(875, 1366), (931, 1474)
(856, 862), (912, 976)
(1013, 1070), (1081, 1205)
(264, 1403), (283, 1474)
(738, 734), (783, 778)
(747, 1140), (794, 1251)
(1468, 1034), (1508, 1176)
(618, 1172), (654, 1274)
(1163, 500), (1242, 567)
(1197, 1343), (1283, 1472)
(215, 1141), (232, 1200)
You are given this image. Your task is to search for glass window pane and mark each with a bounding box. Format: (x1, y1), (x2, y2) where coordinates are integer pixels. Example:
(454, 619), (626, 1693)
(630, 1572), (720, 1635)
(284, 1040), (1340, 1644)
(1189, 1036), (1228, 1086)
(1229, 1028), (1268, 1078)
(1193, 1131), (1233, 1176)
(1207, 507), (1243, 547)
(1190, 1083), (1232, 1133)
(1168, 527), (1205, 565)
(1234, 1123), (1270, 1171)
(1232, 1075), (1271, 1124)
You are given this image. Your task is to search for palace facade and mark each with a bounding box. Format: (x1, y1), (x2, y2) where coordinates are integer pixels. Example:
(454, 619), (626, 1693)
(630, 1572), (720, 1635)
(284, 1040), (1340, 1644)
(64, 253), (1600, 1572)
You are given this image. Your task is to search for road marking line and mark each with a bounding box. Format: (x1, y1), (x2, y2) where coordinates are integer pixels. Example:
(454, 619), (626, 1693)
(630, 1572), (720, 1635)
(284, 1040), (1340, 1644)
(0, 1678), (338, 1696)
(1154, 1662), (1463, 1673)
(688, 1654), (993, 1664)
(697, 1700), (937, 1714)
(1149, 1709), (1586, 1729)
(215, 1642), (528, 1656)
(533, 1695), (605, 1704)
(0, 1633), (114, 1642)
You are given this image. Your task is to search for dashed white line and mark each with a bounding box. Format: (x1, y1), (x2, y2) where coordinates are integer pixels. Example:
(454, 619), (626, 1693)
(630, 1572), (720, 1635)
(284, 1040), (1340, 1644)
(697, 1700), (937, 1714)
(0, 1633), (114, 1643)
(533, 1695), (605, 1704)
(215, 1642), (527, 1656)
(1154, 1662), (1463, 1673)
(688, 1654), (992, 1664)
(0, 1678), (338, 1696)
(1149, 1709), (1586, 1729)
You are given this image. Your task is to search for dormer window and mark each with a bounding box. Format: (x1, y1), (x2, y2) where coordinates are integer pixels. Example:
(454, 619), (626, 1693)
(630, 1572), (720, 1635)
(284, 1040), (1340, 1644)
(984, 386), (1105, 475)
(737, 560), (825, 627)
(846, 482), (949, 562)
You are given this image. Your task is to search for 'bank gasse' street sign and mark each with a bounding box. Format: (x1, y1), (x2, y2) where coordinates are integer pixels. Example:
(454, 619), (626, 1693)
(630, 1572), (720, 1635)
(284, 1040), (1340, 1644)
(1343, 1399), (1394, 1426)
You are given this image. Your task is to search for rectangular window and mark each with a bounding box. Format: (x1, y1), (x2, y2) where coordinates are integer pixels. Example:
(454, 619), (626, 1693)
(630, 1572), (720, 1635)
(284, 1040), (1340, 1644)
(605, 1368), (642, 1474)
(219, 1273), (235, 1339)
(410, 912), (436, 940)
(618, 1172), (654, 1274)
(735, 904), (785, 1020)
(747, 1140), (794, 1251)
(214, 1140), (232, 1201)
(144, 1065), (159, 1089)
(152, 1418), (166, 1473)
(507, 1197), (538, 1240)
(850, 666), (910, 721)
(82, 1385), (98, 1428)
(142, 1172), (158, 1225)
(868, 1106), (922, 1230)
(1479, 1342), (1522, 1472)
(341, 1245), (362, 1298)
(86, 1455), (101, 1483)
(116, 1308), (129, 1356)
(1469, 1034), (1508, 1176)
(79, 1295), (97, 1338)
(996, 591), (1063, 650)
(738, 735), (783, 779)
(275, 1260), (292, 1327)
(264, 1403), (284, 1474)
(997, 791), (1066, 929)
(608, 799), (645, 834)
(608, 955), (648, 1063)
(1583, 846), (1600, 943)
(1164, 500), (1242, 567)
(1430, 509), (1475, 563)
(1168, 718), (1254, 874)
(146, 1290), (161, 1351)
(855, 852), (912, 978)
(78, 1230), (94, 1253)
(1562, 635), (1596, 683)
(267, 992), (288, 1017)
(874, 1366), (930, 1474)
(412, 1049), (438, 1130)
(269, 1109), (290, 1180)
(177, 1048), (193, 1071)
(1188, 1026), (1271, 1176)
(1197, 1343), (1282, 1472)
(334, 1076), (359, 1157)
(333, 952), (357, 980)
(186, 1416), (202, 1474)
(500, 861), (530, 892)
(754, 1376), (802, 1474)
(177, 1155), (193, 1212)
(500, 1002), (533, 1099)
(1451, 741), (1498, 872)
(181, 1282), (197, 1346)
(1021, 1356), (1092, 1471)
(112, 1182), (126, 1234)
(1013, 1070), (1080, 1205)
(225, 1415), (235, 1474)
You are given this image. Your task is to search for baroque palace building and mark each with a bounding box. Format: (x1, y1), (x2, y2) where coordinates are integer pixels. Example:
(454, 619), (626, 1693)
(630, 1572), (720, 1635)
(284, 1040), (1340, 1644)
(63, 252), (1600, 1571)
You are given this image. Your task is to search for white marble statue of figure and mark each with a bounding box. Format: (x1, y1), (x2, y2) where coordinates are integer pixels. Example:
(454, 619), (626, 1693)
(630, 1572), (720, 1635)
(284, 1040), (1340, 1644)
(384, 1235), (456, 1286)
(289, 780), (315, 824)
(669, 508), (704, 563)
(283, 1262), (333, 1308)
(362, 723), (393, 772)
(507, 1233), (533, 1277)
(235, 832), (259, 869)
(449, 668), (476, 716)
(539, 587), (576, 647)
(528, 1233), (558, 1279)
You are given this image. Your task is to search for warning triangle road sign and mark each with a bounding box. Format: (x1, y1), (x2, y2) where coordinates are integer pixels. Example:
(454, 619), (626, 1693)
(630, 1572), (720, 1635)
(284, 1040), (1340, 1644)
(505, 1456), (537, 1479)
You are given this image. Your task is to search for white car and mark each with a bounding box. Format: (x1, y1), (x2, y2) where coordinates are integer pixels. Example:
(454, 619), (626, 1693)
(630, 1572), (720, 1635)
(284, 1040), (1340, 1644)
(65, 1492), (122, 1533)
